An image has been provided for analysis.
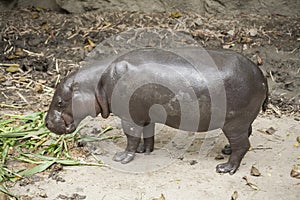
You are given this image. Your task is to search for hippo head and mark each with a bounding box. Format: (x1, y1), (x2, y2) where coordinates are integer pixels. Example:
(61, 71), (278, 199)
(45, 73), (77, 134)
(45, 71), (110, 135)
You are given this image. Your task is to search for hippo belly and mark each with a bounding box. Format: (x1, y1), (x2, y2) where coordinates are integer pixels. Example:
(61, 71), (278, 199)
(102, 48), (266, 131)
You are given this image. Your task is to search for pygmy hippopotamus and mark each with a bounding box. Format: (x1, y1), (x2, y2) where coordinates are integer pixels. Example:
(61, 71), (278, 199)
(46, 47), (268, 174)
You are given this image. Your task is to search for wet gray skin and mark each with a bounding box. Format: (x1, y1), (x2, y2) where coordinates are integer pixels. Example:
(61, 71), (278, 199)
(46, 47), (268, 175)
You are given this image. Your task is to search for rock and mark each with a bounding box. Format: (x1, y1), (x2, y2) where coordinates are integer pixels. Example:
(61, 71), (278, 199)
(0, 0), (18, 11)
(19, 0), (62, 11)
(2, 0), (300, 16)
(56, 0), (205, 14)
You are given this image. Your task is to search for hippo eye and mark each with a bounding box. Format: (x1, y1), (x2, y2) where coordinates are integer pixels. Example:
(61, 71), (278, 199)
(57, 99), (63, 107)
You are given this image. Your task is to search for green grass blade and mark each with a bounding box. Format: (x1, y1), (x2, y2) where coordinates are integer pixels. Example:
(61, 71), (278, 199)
(18, 161), (56, 177)
(0, 184), (19, 198)
(77, 136), (106, 142)
(5, 112), (43, 121)
(99, 125), (113, 135)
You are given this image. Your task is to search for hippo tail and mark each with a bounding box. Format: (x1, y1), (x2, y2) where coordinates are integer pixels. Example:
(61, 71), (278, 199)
(262, 80), (269, 112)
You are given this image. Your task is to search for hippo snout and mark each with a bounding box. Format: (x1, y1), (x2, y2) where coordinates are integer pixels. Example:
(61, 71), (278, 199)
(45, 111), (76, 134)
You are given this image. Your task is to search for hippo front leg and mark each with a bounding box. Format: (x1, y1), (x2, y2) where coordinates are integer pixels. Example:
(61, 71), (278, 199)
(216, 125), (251, 174)
(136, 123), (155, 155)
(113, 120), (143, 164)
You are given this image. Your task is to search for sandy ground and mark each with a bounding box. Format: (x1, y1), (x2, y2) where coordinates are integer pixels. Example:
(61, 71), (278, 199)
(11, 115), (300, 200)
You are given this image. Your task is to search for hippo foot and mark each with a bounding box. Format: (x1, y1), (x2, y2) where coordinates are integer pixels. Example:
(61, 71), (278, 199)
(216, 162), (238, 175)
(113, 151), (135, 164)
(221, 144), (232, 155)
(136, 143), (152, 155)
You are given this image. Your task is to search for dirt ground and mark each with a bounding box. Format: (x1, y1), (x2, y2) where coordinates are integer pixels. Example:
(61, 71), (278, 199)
(0, 8), (299, 200)
(10, 115), (300, 199)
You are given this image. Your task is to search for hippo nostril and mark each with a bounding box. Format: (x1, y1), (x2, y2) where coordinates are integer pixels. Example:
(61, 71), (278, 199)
(45, 121), (52, 129)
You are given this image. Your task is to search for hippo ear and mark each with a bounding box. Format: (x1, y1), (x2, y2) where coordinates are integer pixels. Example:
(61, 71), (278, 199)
(95, 83), (110, 119)
(70, 82), (80, 92)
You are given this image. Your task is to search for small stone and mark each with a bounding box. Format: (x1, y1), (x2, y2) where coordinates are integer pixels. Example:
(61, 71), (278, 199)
(189, 160), (198, 165)
(71, 193), (86, 199)
(249, 28), (258, 37)
(39, 192), (48, 198)
(227, 30), (235, 36)
(57, 194), (68, 199)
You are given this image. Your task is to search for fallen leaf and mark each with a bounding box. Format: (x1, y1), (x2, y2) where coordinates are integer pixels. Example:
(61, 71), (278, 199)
(32, 12), (39, 19)
(35, 6), (43, 12)
(215, 154), (225, 160)
(297, 156), (300, 160)
(290, 165), (300, 179)
(87, 39), (96, 48)
(231, 191), (238, 200)
(223, 43), (235, 49)
(0, 75), (6, 82)
(7, 54), (19, 60)
(41, 22), (50, 31)
(248, 182), (259, 190)
(265, 127), (276, 135)
(15, 48), (24, 56)
(294, 143), (299, 147)
(34, 84), (43, 93)
(6, 64), (20, 72)
(38, 79), (47, 84)
(152, 194), (165, 200)
(238, 36), (251, 43)
(18, 77), (27, 82)
(171, 12), (182, 18)
(103, 21), (111, 27)
(297, 136), (300, 143)
(250, 166), (261, 176)
(257, 55), (262, 65)
(242, 176), (260, 190)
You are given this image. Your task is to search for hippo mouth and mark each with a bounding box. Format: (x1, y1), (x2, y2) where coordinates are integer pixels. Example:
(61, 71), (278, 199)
(62, 113), (76, 134)
(64, 121), (76, 134)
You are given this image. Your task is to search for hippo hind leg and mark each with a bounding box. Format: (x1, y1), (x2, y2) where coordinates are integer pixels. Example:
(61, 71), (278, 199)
(136, 123), (155, 155)
(113, 120), (143, 164)
(221, 126), (252, 155)
(216, 124), (251, 174)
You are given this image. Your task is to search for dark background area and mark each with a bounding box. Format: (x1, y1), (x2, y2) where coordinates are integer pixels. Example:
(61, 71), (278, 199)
(0, 0), (299, 116)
